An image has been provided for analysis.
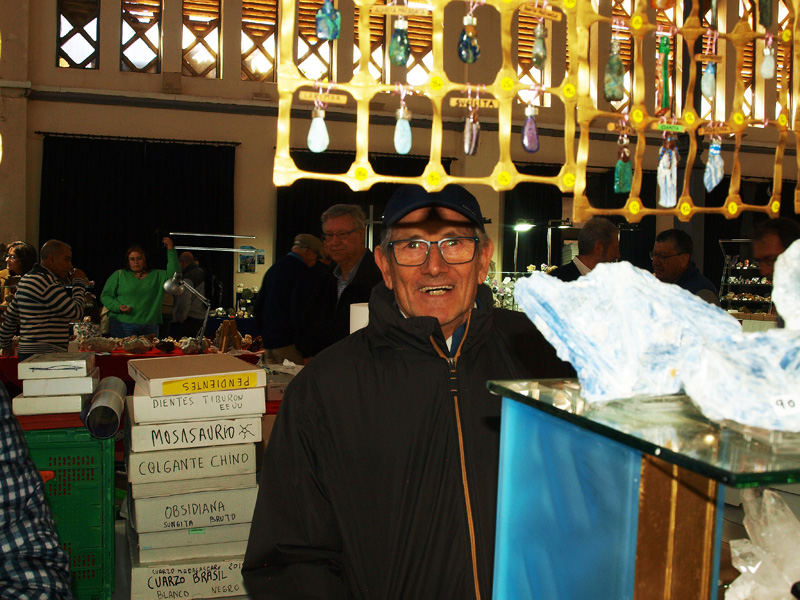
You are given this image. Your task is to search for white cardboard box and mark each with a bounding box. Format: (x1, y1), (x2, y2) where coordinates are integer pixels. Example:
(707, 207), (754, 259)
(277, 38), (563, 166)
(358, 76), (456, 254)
(127, 443), (257, 485)
(18, 352), (96, 379)
(128, 354), (266, 397)
(126, 416), (262, 453)
(22, 366), (100, 396)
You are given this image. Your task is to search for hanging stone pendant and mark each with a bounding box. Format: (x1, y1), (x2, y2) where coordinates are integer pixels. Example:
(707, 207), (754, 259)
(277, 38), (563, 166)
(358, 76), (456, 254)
(761, 46), (776, 79)
(655, 36), (671, 116)
(458, 15), (481, 64)
(531, 22), (547, 70)
(656, 138), (678, 208)
(389, 16), (411, 67)
(614, 136), (632, 194)
(307, 107), (329, 153)
(701, 62), (716, 98)
(604, 39), (625, 102)
(394, 106), (412, 155)
(521, 104), (540, 153)
(315, 0), (341, 41)
(759, 0), (772, 29)
(463, 110), (480, 156)
(704, 139), (724, 192)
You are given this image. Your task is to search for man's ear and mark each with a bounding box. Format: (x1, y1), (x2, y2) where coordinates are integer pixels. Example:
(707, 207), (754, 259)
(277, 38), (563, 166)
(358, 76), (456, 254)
(477, 238), (495, 283)
(374, 246), (394, 290)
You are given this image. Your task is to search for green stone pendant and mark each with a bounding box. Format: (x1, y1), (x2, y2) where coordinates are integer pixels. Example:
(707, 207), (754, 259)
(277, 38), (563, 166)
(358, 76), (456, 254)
(315, 0), (341, 41)
(604, 39), (625, 102)
(389, 16), (411, 67)
(531, 22), (547, 70)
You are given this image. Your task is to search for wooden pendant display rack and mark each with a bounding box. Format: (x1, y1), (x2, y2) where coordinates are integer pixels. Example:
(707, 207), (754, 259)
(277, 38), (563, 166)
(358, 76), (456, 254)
(273, 0), (797, 223)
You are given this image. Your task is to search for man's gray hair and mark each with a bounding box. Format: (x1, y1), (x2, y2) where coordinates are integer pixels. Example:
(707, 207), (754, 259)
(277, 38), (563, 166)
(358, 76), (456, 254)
(40, 240), (71, 261)
(577, 217), (619, 255)
(321, 204), (366, 230)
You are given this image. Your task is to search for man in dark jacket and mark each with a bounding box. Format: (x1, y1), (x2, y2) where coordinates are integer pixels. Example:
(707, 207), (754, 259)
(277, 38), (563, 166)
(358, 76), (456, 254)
(651, 228), (719, 305)
(295, 204), (383, 358)
(243, 185), (573, 600)
(253, 234), (322, 363)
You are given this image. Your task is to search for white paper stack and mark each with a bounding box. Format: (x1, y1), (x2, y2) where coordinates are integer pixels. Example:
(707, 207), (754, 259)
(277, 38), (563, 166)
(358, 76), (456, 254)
(13, 352), (98, 416)
(124, 354), (267, 599)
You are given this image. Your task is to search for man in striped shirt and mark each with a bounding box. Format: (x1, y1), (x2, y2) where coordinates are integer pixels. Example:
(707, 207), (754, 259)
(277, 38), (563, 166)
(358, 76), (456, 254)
(0, 240), (88, 361)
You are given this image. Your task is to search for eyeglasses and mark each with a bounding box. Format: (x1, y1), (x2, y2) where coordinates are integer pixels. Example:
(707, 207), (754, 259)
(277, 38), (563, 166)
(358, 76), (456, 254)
(388, 237), (479, 266)
(649, 251), (687, 261)
(4, 254), (18, 260)
(322, 228), (358, 242)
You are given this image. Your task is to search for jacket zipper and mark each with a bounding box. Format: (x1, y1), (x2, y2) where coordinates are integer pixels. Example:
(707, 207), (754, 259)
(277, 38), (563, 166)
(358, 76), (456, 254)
(431, 313), (481, 600)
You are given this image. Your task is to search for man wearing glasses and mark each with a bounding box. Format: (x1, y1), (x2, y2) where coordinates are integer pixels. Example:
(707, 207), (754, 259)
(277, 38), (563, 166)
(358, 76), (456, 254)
(244, 184), (572, 600)
(751, 217), (800, 328)
(650, 228), (719, 305)
(295, 204), (382, 358)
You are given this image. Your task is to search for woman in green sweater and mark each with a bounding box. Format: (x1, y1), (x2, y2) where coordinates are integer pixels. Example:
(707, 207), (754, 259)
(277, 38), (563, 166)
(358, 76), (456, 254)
(101, 237), (180, 338)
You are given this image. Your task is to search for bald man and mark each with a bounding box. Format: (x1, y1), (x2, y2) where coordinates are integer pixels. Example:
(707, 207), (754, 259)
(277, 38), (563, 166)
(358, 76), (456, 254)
(0, 240), (88, 361)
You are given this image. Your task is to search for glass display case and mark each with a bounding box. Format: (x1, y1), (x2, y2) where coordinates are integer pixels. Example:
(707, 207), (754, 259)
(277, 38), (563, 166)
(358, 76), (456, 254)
(488, 379), (800, 600)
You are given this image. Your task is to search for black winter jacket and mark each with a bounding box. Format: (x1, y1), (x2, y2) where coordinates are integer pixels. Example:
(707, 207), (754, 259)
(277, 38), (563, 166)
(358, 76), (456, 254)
(243, 282), (573, 600)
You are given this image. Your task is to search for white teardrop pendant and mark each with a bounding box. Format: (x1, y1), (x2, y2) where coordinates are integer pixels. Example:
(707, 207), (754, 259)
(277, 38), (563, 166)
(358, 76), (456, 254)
(394, 107), (412, 155)
(761, 47), (776, 80)
(307, 107), (329, 153)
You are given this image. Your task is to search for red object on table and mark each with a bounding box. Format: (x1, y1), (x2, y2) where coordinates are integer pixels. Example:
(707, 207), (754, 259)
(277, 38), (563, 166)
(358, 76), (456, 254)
(16, 413), (85, 431)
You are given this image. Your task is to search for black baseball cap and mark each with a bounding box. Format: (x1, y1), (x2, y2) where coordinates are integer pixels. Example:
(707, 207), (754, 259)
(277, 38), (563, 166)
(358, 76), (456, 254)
(382, 184), (486, 232)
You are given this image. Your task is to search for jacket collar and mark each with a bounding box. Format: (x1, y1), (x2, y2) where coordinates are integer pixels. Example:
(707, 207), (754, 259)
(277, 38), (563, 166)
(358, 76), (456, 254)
(366, 281), (494, 356)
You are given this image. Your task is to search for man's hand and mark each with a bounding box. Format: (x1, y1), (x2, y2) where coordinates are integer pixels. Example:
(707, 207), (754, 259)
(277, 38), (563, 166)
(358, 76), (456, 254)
(71, 268), (88, 281)
(120, 305), (132, 314)
(163, 237), (174, 250)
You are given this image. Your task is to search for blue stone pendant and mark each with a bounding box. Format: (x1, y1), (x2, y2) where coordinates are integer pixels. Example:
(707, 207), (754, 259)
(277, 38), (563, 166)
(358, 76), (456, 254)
(458, 15), (481, 64)
(307, 107), (329, 153)
(521, 104), (539, 153)
(315, 0), (341, 41)
(394, 106), (412, 155)
(704, 139), (724, 192)
(701, 62), (716, 98)
(389, 16), (411, 67)
(531, 22), (547, 70)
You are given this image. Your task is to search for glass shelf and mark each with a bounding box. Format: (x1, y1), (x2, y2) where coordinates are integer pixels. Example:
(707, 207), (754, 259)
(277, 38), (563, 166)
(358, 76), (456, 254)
(488, 378), (800, 487)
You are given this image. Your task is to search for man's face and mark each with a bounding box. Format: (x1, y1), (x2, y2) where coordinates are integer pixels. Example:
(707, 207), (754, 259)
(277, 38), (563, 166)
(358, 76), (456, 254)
(375, 207), (494, 340)
(651, 240), (689, 283)
(46, 246), (74, 279)
(752, 233), (784, 278)
(323, 214), (365, 267)
(600, 237), (620, 264)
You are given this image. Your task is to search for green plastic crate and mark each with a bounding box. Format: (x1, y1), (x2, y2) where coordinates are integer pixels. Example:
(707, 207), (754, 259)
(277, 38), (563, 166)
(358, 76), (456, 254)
(24, 427), (115, 600)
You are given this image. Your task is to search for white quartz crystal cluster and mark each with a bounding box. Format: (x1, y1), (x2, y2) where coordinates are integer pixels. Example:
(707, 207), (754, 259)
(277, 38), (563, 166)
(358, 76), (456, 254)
(514, 240), (800, 432)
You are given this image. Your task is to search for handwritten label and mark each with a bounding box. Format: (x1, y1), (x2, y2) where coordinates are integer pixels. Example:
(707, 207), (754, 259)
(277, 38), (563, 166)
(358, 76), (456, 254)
(631, 109), (644, 123)
(149, 422), (256, 449)
(727, 202), (739, 215)
(429, 76), (444, 91)
(699, 124), (733, 135)
(629, 200), (641, 214)
(771, 201), (781, 213)
(775, 397), (799, 412)
(427, 172), (441, 186)
(562, 172), (576, 188)
(680, 202), (691, 216)
(134, 447), (252, 478)
(500, 77), (515, 91)
(563, 83), (576, 98)
(354, 167), (368, 181)
(694, 53), (723, 63)
(607, 123), (637, 136)
(449, 98), (499, 109)
(631, 15), (643, 30)
(520, 4), (563, 20)
(497, 171), (511, 187)
(298, 91), (348, 105)
(684, 111), (696, 125)
(162, 373), (259, 395)
(371, 5), (430, 15)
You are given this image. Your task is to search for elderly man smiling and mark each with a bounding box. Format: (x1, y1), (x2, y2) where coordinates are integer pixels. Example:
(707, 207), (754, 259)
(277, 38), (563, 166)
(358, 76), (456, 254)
(243, 184), (572, 600)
